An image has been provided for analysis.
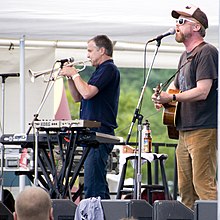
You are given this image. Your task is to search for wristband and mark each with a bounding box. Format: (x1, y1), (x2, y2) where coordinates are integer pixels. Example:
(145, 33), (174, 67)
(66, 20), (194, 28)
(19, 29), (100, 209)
(68, 73), (80, 81)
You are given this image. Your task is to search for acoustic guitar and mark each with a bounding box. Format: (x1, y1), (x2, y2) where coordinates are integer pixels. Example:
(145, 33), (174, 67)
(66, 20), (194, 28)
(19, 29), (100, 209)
(162, 89), (179, 139)
(154, 85), (179, 139)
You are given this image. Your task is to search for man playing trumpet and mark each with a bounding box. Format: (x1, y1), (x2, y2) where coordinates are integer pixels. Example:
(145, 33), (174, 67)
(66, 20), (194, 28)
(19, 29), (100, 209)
(60, 35), (120, 199)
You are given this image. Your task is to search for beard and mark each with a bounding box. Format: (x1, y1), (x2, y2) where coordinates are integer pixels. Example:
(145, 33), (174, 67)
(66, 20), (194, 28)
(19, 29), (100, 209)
(175, 29), (192, 43)
(175, 31), (185, 43)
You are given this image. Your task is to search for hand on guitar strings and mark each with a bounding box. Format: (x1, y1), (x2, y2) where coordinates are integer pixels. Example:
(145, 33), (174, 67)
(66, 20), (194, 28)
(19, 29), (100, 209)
(151, 90), (172, 110)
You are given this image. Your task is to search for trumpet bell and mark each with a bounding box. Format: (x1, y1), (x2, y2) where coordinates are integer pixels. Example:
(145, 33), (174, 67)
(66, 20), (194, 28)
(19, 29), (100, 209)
(28, 59), (91, 82)
(28, 68), (58, 83)
(28, 69), (35, 83)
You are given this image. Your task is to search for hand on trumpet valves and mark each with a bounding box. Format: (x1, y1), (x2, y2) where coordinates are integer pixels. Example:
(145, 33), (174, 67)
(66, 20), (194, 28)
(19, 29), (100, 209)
(60, 65), (78, 79)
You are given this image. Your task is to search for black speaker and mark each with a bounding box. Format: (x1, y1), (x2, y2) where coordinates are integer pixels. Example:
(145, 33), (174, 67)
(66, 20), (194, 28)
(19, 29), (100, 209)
(194, 200), (217, 220)
(0, 202), (13, 220)
(52, 199), (77, 220)
(101, 199), (153, 220)
(153, 200), (194, 220)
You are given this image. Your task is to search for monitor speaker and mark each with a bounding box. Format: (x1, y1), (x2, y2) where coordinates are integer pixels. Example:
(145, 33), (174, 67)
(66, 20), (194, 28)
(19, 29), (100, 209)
(101, 199), (153, 220)
(52, 199), (77, 220)
(194, 200), (217, 220)
(0, 202), (13, 220)
(153, 200), (194, 220)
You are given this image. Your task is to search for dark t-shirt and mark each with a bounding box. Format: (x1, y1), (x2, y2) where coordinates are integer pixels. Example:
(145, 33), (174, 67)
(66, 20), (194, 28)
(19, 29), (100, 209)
(80, 59), (120, 133)
(174, 43), (218, 131)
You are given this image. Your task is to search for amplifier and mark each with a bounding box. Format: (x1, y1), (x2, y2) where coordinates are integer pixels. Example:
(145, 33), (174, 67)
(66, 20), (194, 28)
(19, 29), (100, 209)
(0, 146), (34, 171)
(107, 148), (120, 174)
(1, 145), (119, 174)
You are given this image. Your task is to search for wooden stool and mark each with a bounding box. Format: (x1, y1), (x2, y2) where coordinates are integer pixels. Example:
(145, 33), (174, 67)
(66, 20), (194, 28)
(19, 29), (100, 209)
(116, 153), (171, 205)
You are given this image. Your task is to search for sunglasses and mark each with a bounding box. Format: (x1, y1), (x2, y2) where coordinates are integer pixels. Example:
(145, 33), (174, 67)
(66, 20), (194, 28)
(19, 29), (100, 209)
(176, 18), (196, 25)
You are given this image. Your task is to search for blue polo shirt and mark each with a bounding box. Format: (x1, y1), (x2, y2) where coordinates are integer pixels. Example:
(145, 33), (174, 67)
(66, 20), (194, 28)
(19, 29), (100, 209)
(80, 59), (120, 132)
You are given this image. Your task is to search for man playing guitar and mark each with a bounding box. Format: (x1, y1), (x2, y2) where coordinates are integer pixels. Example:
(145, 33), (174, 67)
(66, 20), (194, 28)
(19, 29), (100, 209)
(151, 5), (218, 210)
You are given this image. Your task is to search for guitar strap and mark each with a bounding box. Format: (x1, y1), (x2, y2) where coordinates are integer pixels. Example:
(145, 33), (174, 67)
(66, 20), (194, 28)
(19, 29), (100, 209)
(160, 42), (207, 92)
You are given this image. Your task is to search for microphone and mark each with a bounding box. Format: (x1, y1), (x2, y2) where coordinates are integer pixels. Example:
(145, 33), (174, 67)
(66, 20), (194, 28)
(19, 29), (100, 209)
(57, 57), (74, 63)
(148, 28), (176, 43)
(0, 73), (20, 77)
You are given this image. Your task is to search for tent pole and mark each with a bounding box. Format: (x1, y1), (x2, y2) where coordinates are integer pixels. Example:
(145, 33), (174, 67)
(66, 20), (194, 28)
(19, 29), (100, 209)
(218, 2), (220, 218)
(19, 36), (26, 192)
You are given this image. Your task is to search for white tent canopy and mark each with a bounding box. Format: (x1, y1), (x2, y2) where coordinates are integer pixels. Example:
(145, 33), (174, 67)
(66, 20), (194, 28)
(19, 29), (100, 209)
(0, 0), (218, 43)
(0, 0), (219, 68)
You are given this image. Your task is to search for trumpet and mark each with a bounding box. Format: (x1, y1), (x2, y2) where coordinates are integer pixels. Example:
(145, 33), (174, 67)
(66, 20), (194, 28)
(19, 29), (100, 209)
(29, 59), (91, 82)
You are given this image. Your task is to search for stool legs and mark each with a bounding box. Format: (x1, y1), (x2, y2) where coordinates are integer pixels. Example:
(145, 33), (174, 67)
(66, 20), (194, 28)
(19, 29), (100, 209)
(116, 160), (128, 199)
(159, 158), (170, 200)
(116, 155), (171, 203)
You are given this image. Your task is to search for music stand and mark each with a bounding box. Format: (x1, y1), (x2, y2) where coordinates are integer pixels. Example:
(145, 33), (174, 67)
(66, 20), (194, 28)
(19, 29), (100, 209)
(126, 40), (162, 199)
(0, 73), (19, 201)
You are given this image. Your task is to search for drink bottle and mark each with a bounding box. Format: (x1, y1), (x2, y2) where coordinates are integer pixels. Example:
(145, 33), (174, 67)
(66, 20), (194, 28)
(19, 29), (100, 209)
(142, 120), (152, 153)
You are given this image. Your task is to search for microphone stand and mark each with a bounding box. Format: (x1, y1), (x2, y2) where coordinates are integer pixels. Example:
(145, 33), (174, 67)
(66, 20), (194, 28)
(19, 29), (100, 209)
(26, 64), (62, 135)
(26, 65), (62, 186)
(126, 39), (161, 200)
(0, 73), (19, 201)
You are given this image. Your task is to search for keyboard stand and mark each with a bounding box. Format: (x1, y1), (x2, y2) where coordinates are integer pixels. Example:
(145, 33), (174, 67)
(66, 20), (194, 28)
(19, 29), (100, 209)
(1, 124), (122, 200)
(17, 129), (91, 200)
